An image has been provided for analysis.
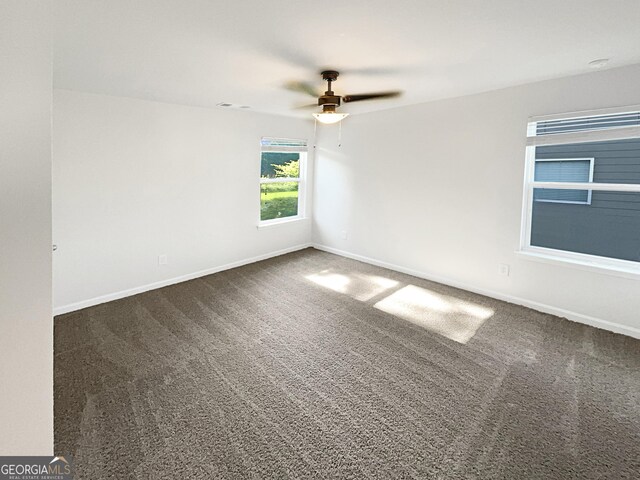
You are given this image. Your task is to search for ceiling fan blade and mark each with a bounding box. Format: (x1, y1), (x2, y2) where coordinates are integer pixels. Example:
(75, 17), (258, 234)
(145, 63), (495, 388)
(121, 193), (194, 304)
(343, 66), (423, 76)
(270, 45), (318, 69)
(284, 81), (320, 98)
(294, 103), (319, 110)
(342, 91), (402, 103)
(343, 67), (401, 75)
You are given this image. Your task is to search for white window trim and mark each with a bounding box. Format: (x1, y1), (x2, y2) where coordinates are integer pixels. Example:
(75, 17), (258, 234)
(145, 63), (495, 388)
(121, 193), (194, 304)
(519, 105), (640, 276)
(257, 216), (308, 229)
(258, 148), (307, 227)
(515, 248), (640, 280)
(533, 157), (594, 205)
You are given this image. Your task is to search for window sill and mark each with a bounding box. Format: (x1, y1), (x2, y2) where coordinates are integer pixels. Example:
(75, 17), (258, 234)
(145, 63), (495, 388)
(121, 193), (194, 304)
(257, 217), (308, 229)
(516, 249), (640, 280)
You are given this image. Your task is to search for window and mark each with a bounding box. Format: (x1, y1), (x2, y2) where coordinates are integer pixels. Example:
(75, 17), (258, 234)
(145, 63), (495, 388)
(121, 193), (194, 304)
(259, 137), (307, 224)
(521, 107), (640, 272)
(533, 158), (594, 204)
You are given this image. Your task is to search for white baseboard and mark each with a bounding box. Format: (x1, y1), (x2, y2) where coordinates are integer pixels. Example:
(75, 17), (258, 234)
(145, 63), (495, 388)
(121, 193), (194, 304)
(313, 244), (640, 340)
(54, 240), (640, 340)
(53, 243), (312, 316)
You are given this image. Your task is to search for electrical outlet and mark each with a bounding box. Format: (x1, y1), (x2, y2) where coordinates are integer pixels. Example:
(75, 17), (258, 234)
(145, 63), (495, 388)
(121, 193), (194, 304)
(341, 230), (348, 240)
(158, 254), (168, 266)
(498, 263), (510, 276)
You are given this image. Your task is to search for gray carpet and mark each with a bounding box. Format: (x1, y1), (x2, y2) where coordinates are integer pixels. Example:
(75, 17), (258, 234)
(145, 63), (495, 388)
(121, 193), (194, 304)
(54, 248), (640, 479)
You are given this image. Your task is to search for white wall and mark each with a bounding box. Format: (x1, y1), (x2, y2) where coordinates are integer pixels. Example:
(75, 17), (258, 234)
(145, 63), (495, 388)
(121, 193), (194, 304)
(0, 1), (53, 454)
(314, 64), (640, 338)
(53, 90), (314, 311)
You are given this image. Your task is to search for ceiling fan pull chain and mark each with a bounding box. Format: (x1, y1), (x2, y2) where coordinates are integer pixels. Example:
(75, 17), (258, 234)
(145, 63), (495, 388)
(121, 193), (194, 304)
(338, 120), (342, 147)
(313, 117), (318, 148)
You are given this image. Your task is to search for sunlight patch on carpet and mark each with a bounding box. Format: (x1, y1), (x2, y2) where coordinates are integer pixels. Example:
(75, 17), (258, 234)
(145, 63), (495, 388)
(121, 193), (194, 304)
(374, 285), (493, 344)
(306, 270), (399, 301)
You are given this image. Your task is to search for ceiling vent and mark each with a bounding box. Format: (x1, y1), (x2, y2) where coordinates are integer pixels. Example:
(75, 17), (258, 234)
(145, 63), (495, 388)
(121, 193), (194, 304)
(216, 102), (251, 109)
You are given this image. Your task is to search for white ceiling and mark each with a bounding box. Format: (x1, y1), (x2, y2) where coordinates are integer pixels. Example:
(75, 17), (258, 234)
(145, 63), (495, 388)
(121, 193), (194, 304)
(54, 0), (640, 118)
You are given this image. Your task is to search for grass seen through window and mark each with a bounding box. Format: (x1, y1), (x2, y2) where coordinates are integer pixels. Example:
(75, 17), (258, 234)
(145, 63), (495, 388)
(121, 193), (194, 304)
(260, 181), (299, 220)
(260, 153), (300, 221)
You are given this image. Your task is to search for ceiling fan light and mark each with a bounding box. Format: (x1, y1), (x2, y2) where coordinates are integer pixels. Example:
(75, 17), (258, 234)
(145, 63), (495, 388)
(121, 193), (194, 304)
(312, 112), (349, 124)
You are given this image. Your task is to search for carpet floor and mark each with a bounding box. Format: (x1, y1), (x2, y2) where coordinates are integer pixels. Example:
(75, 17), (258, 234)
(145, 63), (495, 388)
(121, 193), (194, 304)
(54, 248), (640, 479)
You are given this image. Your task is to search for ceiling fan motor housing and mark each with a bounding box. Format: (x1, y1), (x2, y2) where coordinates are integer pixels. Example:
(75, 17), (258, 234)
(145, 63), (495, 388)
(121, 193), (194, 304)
(319, 70), (342, 107)
(318, 94), (341, 107)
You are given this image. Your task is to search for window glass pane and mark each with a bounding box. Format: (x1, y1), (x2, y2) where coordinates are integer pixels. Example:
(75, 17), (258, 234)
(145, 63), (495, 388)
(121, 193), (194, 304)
(260, 182), (299, 221)
(535, 138), (640, 184)
(533, 188), (590, 203)
(261, 152), (300, 179)
(531, 189), (640, 262)
(534, 159), (591, 203)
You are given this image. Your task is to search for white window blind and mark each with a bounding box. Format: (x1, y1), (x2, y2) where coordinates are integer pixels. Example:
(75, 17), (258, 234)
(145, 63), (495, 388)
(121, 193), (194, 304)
(261, 137), (308, 152)
(527, 107), (640, 147)
(535, 112), (640, 135)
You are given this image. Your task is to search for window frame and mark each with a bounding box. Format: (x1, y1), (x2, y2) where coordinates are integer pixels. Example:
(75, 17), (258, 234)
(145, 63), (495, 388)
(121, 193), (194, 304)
(258, 137), (307, 227)
(519, 105), (640, 275)
(533, 157), (594, 205)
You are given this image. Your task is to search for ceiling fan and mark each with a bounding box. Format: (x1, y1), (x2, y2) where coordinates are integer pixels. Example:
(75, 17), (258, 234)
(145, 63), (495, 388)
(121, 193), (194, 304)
(287, 70), (401, 124)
